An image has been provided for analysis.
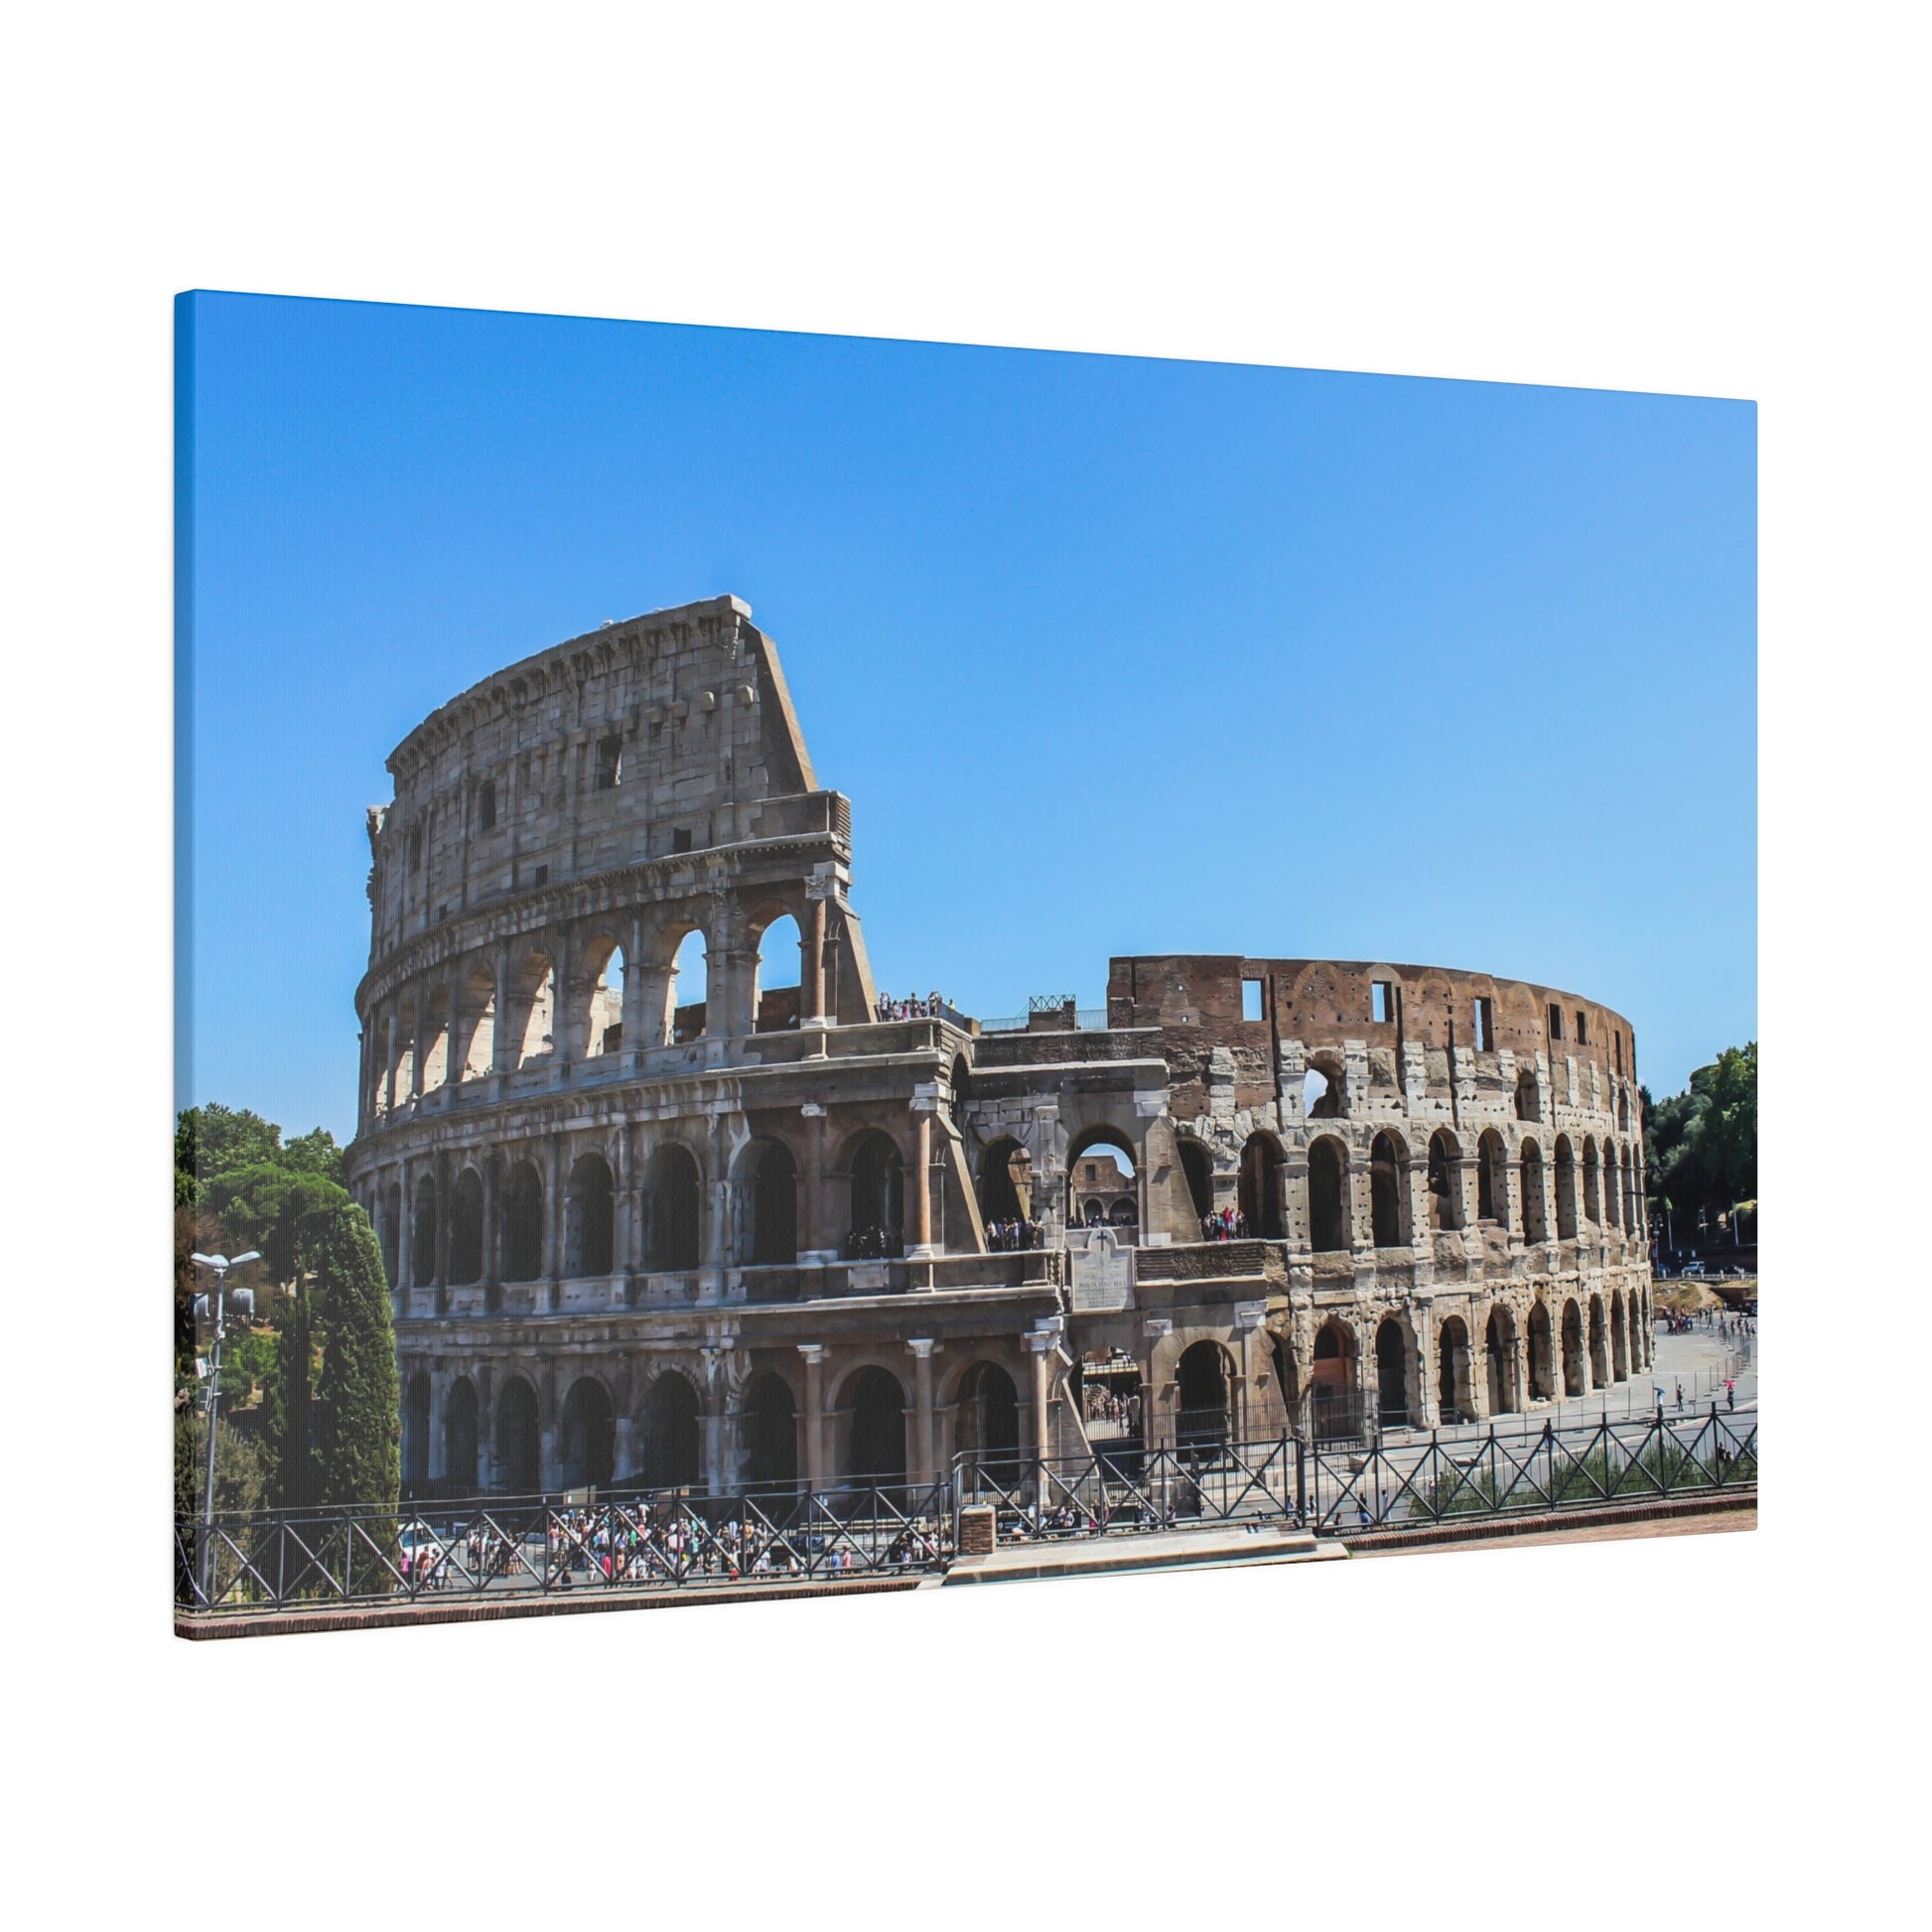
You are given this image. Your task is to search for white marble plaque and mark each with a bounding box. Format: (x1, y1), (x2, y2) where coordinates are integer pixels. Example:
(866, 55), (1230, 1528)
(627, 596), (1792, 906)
(1070, 1238), (1134, 1311)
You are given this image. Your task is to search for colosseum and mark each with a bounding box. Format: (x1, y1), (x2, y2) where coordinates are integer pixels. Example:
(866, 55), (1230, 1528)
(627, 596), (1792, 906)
(347, 594), (1655, 1501)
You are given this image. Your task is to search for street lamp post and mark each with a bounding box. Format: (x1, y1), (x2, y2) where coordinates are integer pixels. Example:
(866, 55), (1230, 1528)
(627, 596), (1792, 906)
(190, 1249), (260, 1603)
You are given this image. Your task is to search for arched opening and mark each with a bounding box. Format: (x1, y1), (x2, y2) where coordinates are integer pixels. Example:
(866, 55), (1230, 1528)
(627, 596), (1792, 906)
(1514, 1066), (1541, 1122)
(1603, 1142), (1623, 1230)
(1308, 1137), (1349, 1252)
(1176, 1136), (1215, 1223)
(1375, 1317), (1412, 1426)
(1476, 1130), (1507, 1224)
(1620, 1149), (1637, 1235)
(1065, 1129), (1138, 1233)
(494, 1378), (540, 1494)
(1484, 1306), (1518, 1415)
(955, 1361), (1022, 1480)
(1588, 1296), (1609, 1384)
(1427, 1131), (1463, 1232)
(446, 1377), (480, 1493)
(448, 1169), (484, 1285)
(643, 1143), (703, 1271)
(563, 1152), (615, 1277)
(739, 1137), (798, 1265)
(1311, 1318), (1360, 1441)
(420, 987), (451, 1091)
(1520, 1140), (1547, 1243)
(1437, 1316), (1473, 1424)
(1618, 1087), (1631, 1133)
(978, 1136), (1034, 1226)
(845, 1367), (907, 1486)
(1305, 1057), (1346, 1119)
(583, 937), (625, 1058)
(737, 1373), (798, 1490)
(668, 928), (708, 1043)
(1561, 1300), (1587, 1397)
(458, 964), (496, 1082)
(403, 1371), (431, 1489)
(510, 951), (555, 1066)
(1611, 1290), (1629, 1381)
(1527, 1300), (1556, 1401)
(559, 1377), (616, 1490)
(502, 1161), (544, 1281)
(391, 998), (417, 1105)
(1583, 1139), (1602, 1225)
(381, 1182), (402, 1286)
(1175, 1341), (1231, 1450)
(1108, 1197), (1138, 1227)
(753, 912), (802, 1034)
(847, 1130), (904, 1257)
(1238, 1132), (1286, 1238)
(1370, 1132), (1406, 1248)
(638, 1372), (702, 1490)
(1554, 1136), (1579, 1240)
(411, 1174), (438, 1288)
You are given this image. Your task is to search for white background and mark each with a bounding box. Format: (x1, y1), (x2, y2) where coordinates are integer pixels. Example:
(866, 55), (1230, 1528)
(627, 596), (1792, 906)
(2, 5), (1922, 1922)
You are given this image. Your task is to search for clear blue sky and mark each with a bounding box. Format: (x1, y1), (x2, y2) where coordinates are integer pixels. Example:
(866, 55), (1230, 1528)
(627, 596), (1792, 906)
(177, 292), (1755, 1146)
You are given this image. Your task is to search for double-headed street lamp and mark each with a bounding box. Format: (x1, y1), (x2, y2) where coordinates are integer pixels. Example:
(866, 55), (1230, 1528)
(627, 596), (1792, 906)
(189, 1249), (260, 1602)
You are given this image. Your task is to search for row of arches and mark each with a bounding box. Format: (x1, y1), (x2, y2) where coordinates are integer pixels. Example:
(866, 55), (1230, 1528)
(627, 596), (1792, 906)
(377, 1127), (913, 1288)
(401, 1354), (1026, 1495)
(368, 904), (811, 1122)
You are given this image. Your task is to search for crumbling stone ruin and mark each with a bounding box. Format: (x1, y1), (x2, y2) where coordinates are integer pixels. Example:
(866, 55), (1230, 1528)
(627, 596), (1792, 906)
(348, 595), (1655, 1496)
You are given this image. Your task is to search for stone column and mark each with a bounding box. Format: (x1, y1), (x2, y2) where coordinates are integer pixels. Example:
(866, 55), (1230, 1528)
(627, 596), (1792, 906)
(480, 1152), (498, 1289)
(1413, 1299), (1440, 1428)
(544, 1140), (563, 1308)
(427, 1370), (449, 1482)
(911, 1108), (934, 1255)
(614, 1414), (635, 1481)
(435, 1151), (454, 1289)
(1141, 1318), (1173, 1452)
(701, 1349), (728, 1496)
(800, 1106), (832, 1261)
(807, 895), (827, 1021)
(396, 1157), (414, 1297)
(491, 942), (513, 1086)
(1026, 1330), (1056, 1463)
(908, 1339), (938, 1486)
(798, 1345), (827, 1491)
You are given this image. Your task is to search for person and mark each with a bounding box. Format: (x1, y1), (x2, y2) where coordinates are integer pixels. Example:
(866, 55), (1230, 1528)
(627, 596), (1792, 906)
(1725, 1378), (1735, 1411)
(1675, 1378), (1684, 1413)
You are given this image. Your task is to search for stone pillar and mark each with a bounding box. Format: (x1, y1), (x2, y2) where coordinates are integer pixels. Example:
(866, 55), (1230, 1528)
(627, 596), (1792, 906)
(1410, 1301), (1438, 1428)
(544, 1140), (563, 1303)
(807, 895), (827, 1021)
(798, 1345), (827, 1491)
(911, 1110), (934, 1254)
(409, 987), (426, 1102)
(908, 1339), (938, 1486)
(435, 1151), (454, 1288)
(1141, 1318), (1172, 1452)
(539, 1419), (560, 1492)
(614, 1414), (635, 1481)
(396, 1157), (414, 1296)
(492, 942), (513, 1078)
(701, 1349), (728, 1496)
(427, 1370), (449, 1482)
(800, 1106), (831, 1261)
(1026, 1330), (1056, 1463)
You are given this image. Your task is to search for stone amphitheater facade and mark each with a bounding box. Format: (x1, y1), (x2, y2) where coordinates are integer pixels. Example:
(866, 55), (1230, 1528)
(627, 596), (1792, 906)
(346, 595), (1655, 1499)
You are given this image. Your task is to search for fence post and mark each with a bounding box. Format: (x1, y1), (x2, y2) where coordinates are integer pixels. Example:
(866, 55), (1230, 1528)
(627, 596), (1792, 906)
(1294, 1435), (1307, 1527)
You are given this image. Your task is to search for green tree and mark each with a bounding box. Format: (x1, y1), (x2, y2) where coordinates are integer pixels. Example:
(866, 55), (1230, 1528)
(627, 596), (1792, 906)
(261, 1279), (317, 1510)
(312, 1204), (400, 1564)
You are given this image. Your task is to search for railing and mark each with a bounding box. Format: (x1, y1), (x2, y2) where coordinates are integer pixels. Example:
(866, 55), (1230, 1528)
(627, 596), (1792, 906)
(953, 1406), (1756, 1543)
(176, 1479), (952, 1618)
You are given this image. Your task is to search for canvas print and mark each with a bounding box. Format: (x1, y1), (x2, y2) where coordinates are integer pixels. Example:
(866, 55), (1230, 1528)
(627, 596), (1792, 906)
(174, 294), (1756, 1633)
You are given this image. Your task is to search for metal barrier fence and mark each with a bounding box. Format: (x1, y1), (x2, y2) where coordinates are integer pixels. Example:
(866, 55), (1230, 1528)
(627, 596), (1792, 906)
(175, 1479), (952, 1617)
(178, 1411), (1756, 1618)
(954, 1406), (1757, 1542)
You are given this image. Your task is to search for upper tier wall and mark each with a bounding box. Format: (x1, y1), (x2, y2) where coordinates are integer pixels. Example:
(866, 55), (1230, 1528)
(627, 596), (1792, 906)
(364, 595), (818, 964)
(1107, 953), (1640, 1119)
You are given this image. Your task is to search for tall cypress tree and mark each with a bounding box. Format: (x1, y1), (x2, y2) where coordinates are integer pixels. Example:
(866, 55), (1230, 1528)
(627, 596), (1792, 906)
(313, 1203), (400, 1583)
(261, 1279), (316, 1510)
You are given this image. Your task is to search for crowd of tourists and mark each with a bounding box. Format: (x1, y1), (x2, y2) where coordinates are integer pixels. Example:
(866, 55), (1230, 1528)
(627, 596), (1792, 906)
(987, 1217), (1041, 1251)
(1082, 1384), (1142, 1432)
(398, 1505), (945, 1590)
(1658, 1305), (1756, 1338)
(841, 1224), (904, 1260)
(1200, 1206), (1250, 1242)
(876, 991), (949, 1022)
